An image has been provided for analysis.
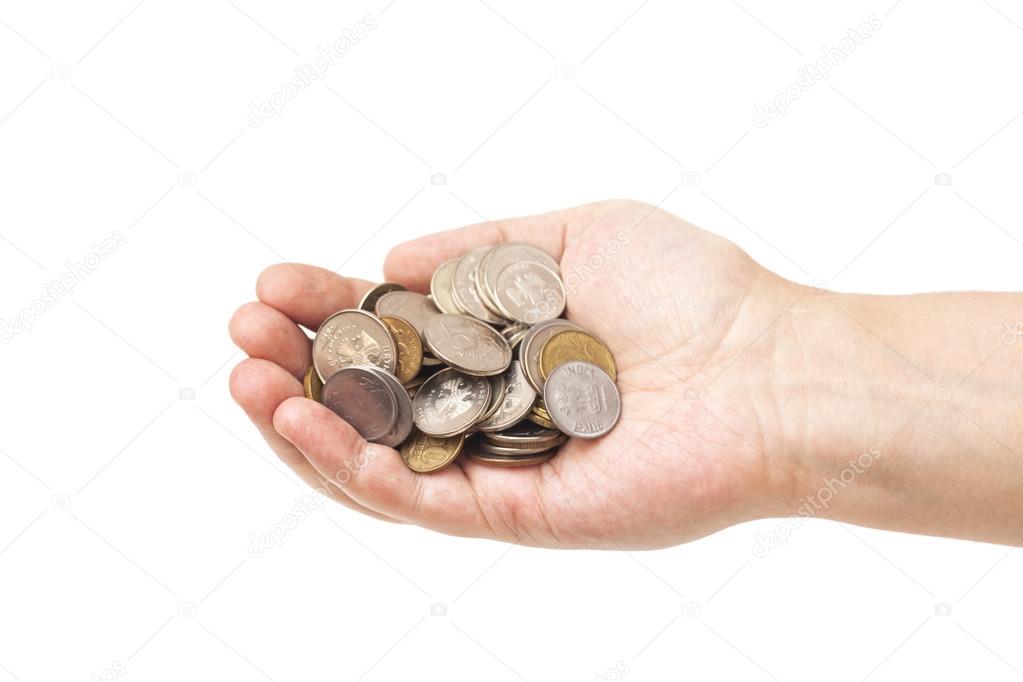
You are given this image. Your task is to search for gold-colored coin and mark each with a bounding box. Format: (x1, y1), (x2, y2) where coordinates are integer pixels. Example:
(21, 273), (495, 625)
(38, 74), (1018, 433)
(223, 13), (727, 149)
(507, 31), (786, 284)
(303, 365), (323, 402)
(400, 429), (465, 473)
(538, 330), (617, 381)
(381, 315), (423, 384)
(527, 404), (555, 429)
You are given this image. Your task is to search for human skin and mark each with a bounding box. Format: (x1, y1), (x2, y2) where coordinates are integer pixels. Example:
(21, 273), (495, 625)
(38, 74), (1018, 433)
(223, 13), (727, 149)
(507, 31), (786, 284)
(228, 200), (1023, 549)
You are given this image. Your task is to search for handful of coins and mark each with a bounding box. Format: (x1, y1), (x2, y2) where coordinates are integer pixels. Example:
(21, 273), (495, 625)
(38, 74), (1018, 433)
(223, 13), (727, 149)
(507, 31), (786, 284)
(303, 243), (621, 473)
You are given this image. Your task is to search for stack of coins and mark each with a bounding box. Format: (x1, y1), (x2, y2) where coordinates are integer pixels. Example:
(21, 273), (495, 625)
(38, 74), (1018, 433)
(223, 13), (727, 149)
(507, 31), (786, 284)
(303, 242), (621, 472)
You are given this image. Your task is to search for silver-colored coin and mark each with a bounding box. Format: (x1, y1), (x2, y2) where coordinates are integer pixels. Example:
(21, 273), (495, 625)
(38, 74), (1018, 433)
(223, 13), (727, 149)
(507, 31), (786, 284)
(467, 450), (555, 467)
(476, 361), (537, 432)
(475, 371), (507, 427)
(321, 366), (398, 442)
(483, 422), (563, 448)
(424, 313), (512, 376)
(362, 366), (414, 448)
(519, 319), (584, 393)
(500, 322), (529, 339)
(412, 368), (492, 437)
(493, 261), (566, 324)
(358, 282), (407, 312)
(313, 309), (397, 383)
(505, 325), (530, 352)
(543, 361), (621, 439)
(375, 291), (441, 340)
(430, 257), (462, 315)
(477, 437), (566, 456)
(480, 242), (559, 312)
(451, 247), (506, 324)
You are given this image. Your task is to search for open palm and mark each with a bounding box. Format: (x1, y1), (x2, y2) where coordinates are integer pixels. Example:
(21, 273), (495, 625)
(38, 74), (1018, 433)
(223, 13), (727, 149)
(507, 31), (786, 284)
(229, 200), (796, 549)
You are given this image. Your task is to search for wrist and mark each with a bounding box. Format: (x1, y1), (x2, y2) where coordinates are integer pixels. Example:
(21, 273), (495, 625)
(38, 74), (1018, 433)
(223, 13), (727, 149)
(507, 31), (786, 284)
(754, 287), (933, 522)
(757, 284), (1023, 542)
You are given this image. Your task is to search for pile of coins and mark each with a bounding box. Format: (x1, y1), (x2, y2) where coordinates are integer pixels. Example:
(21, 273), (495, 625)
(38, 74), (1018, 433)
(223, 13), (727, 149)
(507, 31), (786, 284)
(303, 243), (621, 472)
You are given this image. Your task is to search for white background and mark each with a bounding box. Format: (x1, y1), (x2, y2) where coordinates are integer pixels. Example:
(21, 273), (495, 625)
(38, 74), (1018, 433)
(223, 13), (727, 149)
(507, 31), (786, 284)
(2, 1), (1022, 680)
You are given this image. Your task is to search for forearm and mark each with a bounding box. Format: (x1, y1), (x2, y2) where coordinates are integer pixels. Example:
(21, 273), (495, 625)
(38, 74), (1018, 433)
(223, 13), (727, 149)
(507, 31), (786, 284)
(769, 287), (1023, 544)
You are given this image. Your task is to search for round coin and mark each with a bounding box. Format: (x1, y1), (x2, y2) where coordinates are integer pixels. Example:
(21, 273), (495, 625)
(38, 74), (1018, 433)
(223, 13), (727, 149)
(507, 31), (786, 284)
(543, 361), (621, 439)
(430, 258), (462, 315)
(303, 365), (323, 402)
(313, 309), (397, 383)
(493, 261), (566, 324)
(539, 329), (617, 382)
(363, 366), (414, 448)
(476, 361), (537, 432)
(452, 247), (507, 324)
(424, 313), (513, 376)
(478, 437), (566, 456)
(380, 315), (423, 384)
(483, 422), (563, 448)
(527, 410), (556, 429)
(467, 450), (554, 467)
(475, 370), (507, 426)
(412, 367), (492, 437)
(519, 319), (583, 393)
(401, 430), (465, 473)
(480, 242), (560, 312)
(358, 282), (406, 312)
(321, 366), (398, 442)
(375, 291), (441, 340)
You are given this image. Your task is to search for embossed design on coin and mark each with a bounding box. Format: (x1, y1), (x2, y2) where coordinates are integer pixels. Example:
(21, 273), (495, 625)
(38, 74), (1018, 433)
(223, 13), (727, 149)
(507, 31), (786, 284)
(313, 309), (397, 382)
(401, 430), (465, 473)
(424, 313), (512, 376)
(480, 242), (559, 311)
(380, 315), (423, 384)
(359, 282), (406, 312)
(303, 365), (323, 402)
(494, 261), (566, 324)
(519, 319), (583, 393)
(375, 291), (440, 340)
(543, 361), (620, 439)
(412, 367), (491, 436)
(430, 258), (462, 315)
(477, 361), (537, 432)
(322, 366), (398, 442)
(363, 366), (414, 448)
(452, 247), (506, 323)
(539, 329), (617, 381)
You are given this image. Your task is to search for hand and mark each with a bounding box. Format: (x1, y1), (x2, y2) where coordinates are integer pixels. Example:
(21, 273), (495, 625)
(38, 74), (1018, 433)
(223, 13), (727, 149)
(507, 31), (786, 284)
(228, 200), (798, 548)
(229, 200), (1023, 548)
